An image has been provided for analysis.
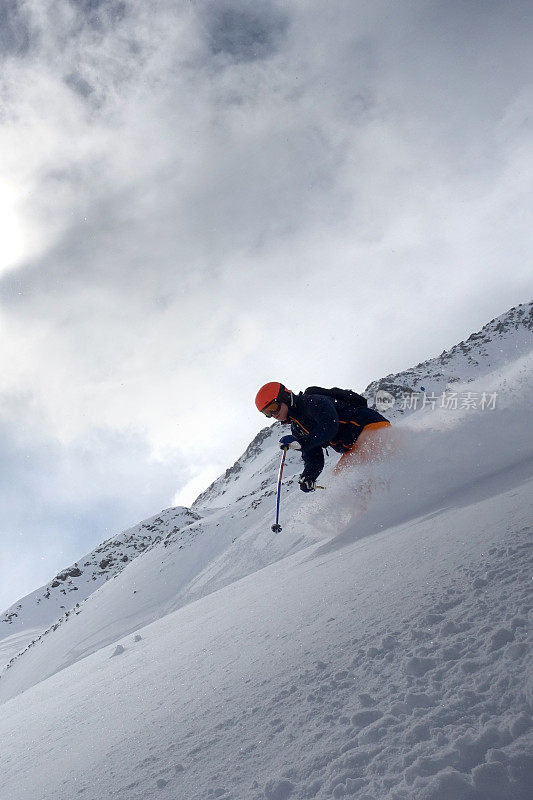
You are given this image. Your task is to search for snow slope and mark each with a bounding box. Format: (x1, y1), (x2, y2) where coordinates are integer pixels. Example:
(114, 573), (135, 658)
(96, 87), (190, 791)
(2, 302), (530, 669)
(0, 431), (317, 702)
(0, 302), (531, 800)
(0, 396), (531, 799)
(0, 506), (201, 666)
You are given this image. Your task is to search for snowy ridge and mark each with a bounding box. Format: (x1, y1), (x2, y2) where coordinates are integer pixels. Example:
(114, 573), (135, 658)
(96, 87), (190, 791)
(0, 429), (314, 694)
(0, 506), (200, 665)
(0, 462), (318, 698)
(365, 300), (533, 411)
(193, 302), (533, 513)
(192, 425), (278, 511)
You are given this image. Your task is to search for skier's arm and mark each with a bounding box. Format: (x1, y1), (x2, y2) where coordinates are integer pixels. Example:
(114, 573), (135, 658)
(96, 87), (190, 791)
(299, 395), (339, 451)
(301, 446), (324, 483)
(299, 395), (339, 481)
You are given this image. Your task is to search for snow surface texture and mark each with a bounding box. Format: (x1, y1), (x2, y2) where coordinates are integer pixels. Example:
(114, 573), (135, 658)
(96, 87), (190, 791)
(0, 302), (532, 800)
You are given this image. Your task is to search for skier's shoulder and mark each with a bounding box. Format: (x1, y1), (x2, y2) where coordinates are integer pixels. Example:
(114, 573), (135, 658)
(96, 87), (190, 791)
(295, 390), (336, 414)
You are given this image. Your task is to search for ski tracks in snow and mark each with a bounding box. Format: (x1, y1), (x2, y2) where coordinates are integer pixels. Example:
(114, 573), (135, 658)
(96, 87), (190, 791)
(250, 525), (533, 800)
(88, 524), (532, 800)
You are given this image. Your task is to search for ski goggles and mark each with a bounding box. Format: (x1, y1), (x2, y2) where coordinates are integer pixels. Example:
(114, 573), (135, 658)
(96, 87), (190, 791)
(261, 399), (281, 417)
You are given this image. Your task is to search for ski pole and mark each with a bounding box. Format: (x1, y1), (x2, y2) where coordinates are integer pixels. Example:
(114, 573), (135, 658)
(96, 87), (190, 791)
(271, 447), (288, 533)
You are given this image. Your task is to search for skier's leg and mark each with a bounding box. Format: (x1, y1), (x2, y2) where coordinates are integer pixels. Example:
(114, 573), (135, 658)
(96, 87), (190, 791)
(334, 421), (392, 475)
(333, 422), (395, 511)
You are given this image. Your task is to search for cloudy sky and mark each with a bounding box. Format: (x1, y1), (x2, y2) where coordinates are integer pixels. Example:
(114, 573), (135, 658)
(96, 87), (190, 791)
(1, 0), (532, 612)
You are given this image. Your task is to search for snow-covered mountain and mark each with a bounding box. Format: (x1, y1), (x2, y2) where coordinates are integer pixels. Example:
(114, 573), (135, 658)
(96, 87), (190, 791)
(1, 301), (532, 800)
(2, 301), (530, 655)
(190, 301), (533, 509)
(0, 506), (201, 667)
(365, 301), (533, 412)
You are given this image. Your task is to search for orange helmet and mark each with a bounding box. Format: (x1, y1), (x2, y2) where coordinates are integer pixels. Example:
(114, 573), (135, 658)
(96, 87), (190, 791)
(255, 382), (291, 413)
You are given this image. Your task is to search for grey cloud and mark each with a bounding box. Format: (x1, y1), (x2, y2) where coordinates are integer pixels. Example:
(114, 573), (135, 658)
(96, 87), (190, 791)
(64, 71), (95, 98)
(72, 0), (128, 24)
(202, 0), (289, 63)
(0, 0), (31, 57)
(0, 0), (127, 62)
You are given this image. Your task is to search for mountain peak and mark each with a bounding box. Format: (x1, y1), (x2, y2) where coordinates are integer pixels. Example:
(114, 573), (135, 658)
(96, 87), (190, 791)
(365, 301), (532, 409)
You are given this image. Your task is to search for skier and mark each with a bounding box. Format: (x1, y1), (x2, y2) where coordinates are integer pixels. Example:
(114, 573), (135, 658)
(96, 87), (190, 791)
(255, 382), (392, 493)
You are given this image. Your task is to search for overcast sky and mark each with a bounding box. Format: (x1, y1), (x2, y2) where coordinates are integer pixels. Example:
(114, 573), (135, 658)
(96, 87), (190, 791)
(1, 0), (532, 612)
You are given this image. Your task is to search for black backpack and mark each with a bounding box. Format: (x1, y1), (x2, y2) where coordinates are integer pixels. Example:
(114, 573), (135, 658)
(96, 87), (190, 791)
(303, 386), (368, 408)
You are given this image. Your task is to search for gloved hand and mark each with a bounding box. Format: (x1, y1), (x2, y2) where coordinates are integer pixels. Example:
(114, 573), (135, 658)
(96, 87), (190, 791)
(279, 435), (301, 451)
(298, 474), (316, 493)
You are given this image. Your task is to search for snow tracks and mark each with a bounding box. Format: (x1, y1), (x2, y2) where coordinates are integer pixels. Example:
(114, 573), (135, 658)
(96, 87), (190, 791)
(104, 522), (532, 800)
(247, 525), (532, 800)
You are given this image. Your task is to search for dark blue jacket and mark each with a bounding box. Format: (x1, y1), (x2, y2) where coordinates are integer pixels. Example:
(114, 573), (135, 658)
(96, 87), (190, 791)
(285, 392), (389, 481)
